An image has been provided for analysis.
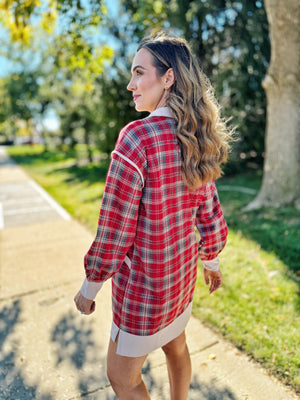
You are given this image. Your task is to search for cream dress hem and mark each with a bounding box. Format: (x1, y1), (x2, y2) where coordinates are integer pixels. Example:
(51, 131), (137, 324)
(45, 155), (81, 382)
(110, 301), (193, 357)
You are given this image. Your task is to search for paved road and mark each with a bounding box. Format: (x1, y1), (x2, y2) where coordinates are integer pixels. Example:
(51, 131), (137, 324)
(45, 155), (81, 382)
(0, 146), (298, 400)
(0, 148), (70, 229)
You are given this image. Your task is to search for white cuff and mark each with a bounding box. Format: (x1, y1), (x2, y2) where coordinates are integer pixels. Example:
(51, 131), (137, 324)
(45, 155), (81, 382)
(80, 277), (103, 300)
(202, 257), (220, 271)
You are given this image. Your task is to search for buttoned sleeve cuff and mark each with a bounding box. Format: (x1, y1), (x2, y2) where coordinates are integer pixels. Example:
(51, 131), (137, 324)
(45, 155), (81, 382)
(80, 277), (103, 300)
(201, 257), (220, 271)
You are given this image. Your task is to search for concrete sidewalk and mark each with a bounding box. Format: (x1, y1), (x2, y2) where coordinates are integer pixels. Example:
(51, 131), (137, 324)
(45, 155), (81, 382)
(0, 147), (298, 400)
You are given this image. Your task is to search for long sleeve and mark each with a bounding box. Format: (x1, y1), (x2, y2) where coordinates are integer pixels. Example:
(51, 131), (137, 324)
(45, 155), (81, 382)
(83, 152), (143, 288)
(196, 181), (228, 262)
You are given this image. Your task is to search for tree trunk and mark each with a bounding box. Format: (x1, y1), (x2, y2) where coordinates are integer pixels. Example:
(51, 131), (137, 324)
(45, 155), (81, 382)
(246, 0), (300, 210)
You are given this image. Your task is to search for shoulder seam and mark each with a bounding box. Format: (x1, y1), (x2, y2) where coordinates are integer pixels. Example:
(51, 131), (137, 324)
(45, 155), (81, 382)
(112, 150), (145, 187)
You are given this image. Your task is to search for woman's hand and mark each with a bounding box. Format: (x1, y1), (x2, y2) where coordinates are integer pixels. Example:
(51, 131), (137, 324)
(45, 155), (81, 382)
(74, 291), (96, 315)
(203, 269), (223, 294)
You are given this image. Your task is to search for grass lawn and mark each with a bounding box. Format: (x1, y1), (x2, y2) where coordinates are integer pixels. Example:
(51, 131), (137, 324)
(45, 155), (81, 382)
(7, 144), (300, 393)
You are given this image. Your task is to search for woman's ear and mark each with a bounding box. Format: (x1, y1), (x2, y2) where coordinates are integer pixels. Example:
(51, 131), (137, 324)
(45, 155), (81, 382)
(164, 68), (175, 89)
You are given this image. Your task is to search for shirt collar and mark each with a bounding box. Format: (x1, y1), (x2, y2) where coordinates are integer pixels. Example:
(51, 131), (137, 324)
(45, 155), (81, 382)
(149, 107), (174, 118)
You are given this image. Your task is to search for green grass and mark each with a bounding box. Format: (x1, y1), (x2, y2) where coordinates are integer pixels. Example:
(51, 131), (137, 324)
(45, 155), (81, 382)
(7, 145), (300, 393)
(195, 232), (299, 389)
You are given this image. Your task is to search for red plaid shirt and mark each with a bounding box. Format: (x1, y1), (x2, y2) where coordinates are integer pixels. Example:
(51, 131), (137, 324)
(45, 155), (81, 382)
(84, 113), (228, 336)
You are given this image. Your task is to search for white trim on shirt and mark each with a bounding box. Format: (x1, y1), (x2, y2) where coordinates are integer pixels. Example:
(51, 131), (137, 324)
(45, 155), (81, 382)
(80, 278), (103, 300)
(202, 257), (220, 271)
(112, 150), (145, 187)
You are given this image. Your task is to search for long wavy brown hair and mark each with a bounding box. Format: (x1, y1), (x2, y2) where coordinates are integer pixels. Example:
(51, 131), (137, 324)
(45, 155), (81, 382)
(138, 34), (233, 190)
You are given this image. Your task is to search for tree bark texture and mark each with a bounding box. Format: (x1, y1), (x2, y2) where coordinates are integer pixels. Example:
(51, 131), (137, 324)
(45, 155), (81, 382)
(247, 0), (300, 209)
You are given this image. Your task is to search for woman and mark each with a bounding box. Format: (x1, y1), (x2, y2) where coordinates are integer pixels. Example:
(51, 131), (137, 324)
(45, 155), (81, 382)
(74, 33), (231, 400)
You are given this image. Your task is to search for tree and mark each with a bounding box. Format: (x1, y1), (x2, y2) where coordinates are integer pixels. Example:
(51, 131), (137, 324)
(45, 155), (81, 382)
(0, 0), (113, 152)
(85, 0), (168, 154)
(0, 0), (113, 86)
(121, 1), (270, 171)
(39, 64), (104, 156)
(166, 0), (270, 171)
(0, 71), (40, 142)
(246, 0), (300, 209)
(0, 0), (105, 45)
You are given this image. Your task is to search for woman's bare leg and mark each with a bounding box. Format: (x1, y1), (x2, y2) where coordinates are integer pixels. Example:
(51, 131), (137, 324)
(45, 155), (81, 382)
(162, 330), (191, 400)
(107, 338), (151, 400)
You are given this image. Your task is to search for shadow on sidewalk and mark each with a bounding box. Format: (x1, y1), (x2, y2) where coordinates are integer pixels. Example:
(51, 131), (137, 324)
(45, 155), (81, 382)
(142, 359), (238, 400)
(0, 300), (237, 400)
(0, 300), (53, 400)
(189, 376), (238, 400)
(51, 312), (108, 396)
(50, 314), (238, 400)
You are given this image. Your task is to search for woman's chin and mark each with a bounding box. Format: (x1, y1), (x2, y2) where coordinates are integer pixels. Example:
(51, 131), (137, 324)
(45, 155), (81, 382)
(135, 105), (141, 111)
(135, 105), (147, 113)
(135, 104), (154, 113)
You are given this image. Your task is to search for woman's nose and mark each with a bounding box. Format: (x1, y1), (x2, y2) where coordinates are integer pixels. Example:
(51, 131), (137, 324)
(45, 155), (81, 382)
(127, 77), (135, 91)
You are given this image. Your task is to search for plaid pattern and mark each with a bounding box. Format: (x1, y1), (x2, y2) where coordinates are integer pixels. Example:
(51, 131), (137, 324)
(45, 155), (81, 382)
(84, 116), (228, 336)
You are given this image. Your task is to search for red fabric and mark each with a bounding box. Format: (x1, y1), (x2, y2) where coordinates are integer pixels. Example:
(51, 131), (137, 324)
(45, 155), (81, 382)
(84, 116), (228, 336)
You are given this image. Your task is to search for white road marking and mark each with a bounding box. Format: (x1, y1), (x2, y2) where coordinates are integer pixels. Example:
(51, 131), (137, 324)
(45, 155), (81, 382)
(0, 203), (4, 229)
(28, 179), (71, 221)
(3, 197), (44, 206)
(4, 206), (53, 216)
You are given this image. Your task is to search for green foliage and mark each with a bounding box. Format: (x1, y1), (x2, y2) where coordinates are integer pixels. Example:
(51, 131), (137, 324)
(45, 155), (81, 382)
(43, 68), (104, 152)
(1, 1), (270, 168)
(96, 73), (136, 153)
(0, 0), (114, 151)
(0, 0), (106, 44)
(106, 0), (270, 169)
(89, 0), (168, 153)
(166, 0), (270, 171)
(0, 71), (40, 141)
(0, 0), (41, 44)
(121, 0), (168, 34)
(4, 72), (39, 120)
